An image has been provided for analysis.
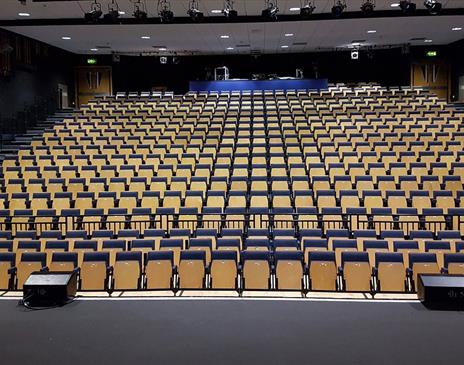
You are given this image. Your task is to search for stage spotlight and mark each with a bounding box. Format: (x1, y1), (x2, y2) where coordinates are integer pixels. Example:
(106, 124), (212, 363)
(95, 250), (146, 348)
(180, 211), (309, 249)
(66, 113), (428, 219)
(331, 0), (346, 17)
(223, 0), (238, 18)
(188, 0), (204, 22)
(300, 1), (316, 18)
(133, 1), (147, 21)
(84, 0), (103, 23)
(424, 0), (442, 14)
(360, 0), (375, 14)
(399, 0), (416, 14)
(262, 0), (279, 21)
(158, 0), (174, 23)
(104, 0), (120, 23)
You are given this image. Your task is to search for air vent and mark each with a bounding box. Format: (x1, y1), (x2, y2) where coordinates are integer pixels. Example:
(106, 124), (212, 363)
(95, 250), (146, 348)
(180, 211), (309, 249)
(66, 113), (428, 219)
(250, 49), (262, 55)
(236, 44), (251, 48)
(410, 37), (426, 41)
(351, 39), (366, 43)
(293, 42), (307, 46)
(96, 45), (112, 49)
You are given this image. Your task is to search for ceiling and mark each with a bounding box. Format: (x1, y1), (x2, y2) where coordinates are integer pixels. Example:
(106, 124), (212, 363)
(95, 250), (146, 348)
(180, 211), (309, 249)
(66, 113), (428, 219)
(1, 0), (464, 20)
(1, 0), (464, 55)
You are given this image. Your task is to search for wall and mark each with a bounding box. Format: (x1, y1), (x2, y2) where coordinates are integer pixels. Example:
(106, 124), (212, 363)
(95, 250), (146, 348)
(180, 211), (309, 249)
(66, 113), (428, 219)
(448, 39), (464, 102)
(80, 47), (412, 94)
(0, 30), (76, 133)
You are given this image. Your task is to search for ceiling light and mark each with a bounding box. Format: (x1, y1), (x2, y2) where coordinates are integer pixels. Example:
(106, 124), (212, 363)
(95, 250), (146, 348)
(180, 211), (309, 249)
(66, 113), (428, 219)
(360, 0), (375, 15)
(424, 39), (432, 42)
(84, 0), (103, 23)
(223, 0), (238, 18)
(62, 36), (71, 40)
(18, 12), (31, 17)
(158, 0), (174, 23)
(289, 7), (300, 11)
(141, 36), (151, 39)
(118, 11), (126, 15)
(391, 3), (400, 7)
(367, 30), (377, 33)
(159, 47), (167, 51)
(188, 0), (204, 22)
(285, 33), (294, 37)
(452, 27), (463, 31)
(332, 0), (347, 17)
(262, 1), (279, 21)
(300, 1), (316, 18)
(281, 45), (289, 48)
(399, 1), (416, 14)
(211, 9), (222, 14)
(226, 47), (234, 50)
(221, 35), (230, 39)
(104, 0), (120, 23)
(424, 0), (442, 15)
(90, 48), (99, 52)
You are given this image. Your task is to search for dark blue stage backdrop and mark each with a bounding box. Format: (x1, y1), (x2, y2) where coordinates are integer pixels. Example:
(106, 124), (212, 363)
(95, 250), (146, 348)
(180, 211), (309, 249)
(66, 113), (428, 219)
(189, 79), (328, 92)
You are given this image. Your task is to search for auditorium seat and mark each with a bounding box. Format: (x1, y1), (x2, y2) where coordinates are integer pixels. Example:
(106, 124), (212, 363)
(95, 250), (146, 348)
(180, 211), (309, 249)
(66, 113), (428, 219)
(113, 251), (142, 290)
(374, 252), (407, 292)
(16, 252), (47, 290)
(210, 250), (238, 289)
(341, 252), (372, 292)
(241, 251), (271, 290)
(274, 251), (304, 291)
(408, 253), (441, 291)
(443, 253), (464, 275)
(308, 251), (337, 291)
(80, 252), (110, 291)
(145, 251), (175, 290)
(178, 250), (206, 289)
(0, 253), (16, 290)
(49, 252), (78, 272)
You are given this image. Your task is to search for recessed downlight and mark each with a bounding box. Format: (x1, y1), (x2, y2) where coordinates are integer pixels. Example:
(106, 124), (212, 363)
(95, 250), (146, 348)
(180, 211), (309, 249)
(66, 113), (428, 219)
(18, 12), (31, 17)
(141, 36), (151, 40)
(367, 30), (377, 34)
(285, 33), (294, 37)
(220, 35), (230, 39)
(62, 36), (71, 40)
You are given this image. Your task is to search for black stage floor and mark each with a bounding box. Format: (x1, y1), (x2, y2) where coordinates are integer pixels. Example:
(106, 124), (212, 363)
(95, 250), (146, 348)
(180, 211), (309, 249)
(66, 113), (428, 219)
(0, 298), (462, 365)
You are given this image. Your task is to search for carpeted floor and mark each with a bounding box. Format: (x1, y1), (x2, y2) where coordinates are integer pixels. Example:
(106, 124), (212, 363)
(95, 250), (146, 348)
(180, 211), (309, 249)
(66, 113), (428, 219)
(0, 298), (462, 365)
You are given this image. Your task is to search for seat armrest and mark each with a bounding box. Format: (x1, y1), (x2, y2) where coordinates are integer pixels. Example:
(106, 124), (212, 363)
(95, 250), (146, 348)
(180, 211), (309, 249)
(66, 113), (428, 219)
(8, 266), (17, 275)
(40, 266), (49, 272)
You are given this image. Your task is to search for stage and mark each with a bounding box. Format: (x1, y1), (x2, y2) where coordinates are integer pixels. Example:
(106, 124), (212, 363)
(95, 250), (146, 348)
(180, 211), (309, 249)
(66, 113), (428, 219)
(0, 297), (462, 365)
(189, 79), (328, 92)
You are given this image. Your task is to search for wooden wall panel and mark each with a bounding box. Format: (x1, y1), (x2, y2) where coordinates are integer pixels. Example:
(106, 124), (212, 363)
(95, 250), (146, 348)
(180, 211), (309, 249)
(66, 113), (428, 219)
(75, 66), (112, 107)
(411, 61), (449, 100)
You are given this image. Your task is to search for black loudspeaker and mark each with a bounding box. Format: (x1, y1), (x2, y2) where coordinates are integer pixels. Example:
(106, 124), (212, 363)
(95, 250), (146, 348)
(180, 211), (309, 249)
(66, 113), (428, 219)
(418, 274), (464, 310)
(23, 271), (78, 308)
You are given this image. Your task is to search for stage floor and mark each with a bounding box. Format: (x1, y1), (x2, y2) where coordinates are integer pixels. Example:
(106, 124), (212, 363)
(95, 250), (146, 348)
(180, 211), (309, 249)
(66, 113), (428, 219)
(0, 297), (462, 365)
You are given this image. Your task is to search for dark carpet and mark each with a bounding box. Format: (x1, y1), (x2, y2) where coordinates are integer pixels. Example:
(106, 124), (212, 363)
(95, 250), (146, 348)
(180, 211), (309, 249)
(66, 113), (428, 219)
(0, 298), (462, 365)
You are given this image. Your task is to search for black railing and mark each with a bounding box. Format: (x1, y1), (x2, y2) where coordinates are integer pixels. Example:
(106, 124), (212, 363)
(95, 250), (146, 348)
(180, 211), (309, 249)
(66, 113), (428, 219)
(2, 212), (461, 237)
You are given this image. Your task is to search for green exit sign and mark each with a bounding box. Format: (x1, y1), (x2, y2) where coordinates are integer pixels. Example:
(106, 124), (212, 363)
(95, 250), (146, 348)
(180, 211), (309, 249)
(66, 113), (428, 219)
(87, 58), (98, 65)
(426, 50), (437, 57)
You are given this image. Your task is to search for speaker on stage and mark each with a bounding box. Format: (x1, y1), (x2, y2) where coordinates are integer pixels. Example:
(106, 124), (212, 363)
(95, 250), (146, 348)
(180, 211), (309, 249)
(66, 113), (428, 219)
(23, 271), (78, 308)
(418, 274), (464, 310)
